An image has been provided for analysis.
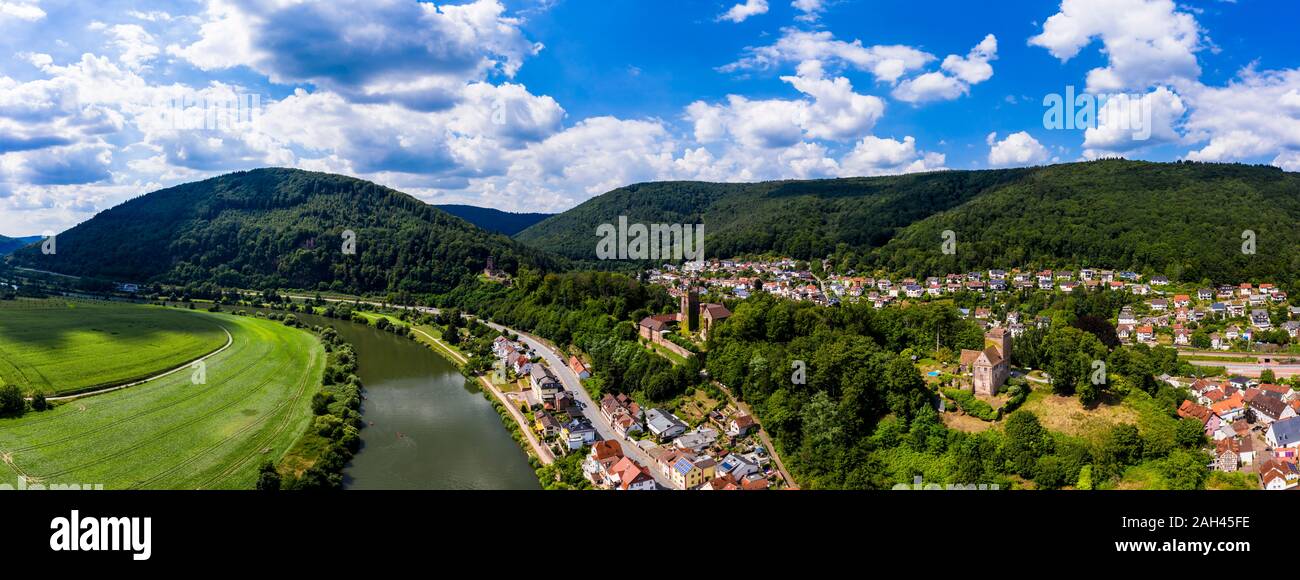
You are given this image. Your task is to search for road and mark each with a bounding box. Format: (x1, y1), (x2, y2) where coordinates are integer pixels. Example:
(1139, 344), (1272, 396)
(1174, 348), (1300, 378)
(483, 323), (678, 490)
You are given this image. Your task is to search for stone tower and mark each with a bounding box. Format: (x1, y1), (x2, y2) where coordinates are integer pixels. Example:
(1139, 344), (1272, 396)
(680, 288), (700, 332)
(987, 327), (1011, 363)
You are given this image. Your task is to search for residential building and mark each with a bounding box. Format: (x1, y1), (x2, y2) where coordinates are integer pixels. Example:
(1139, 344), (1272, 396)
(646, 408), (687, 440)
(1266, 417), (1300, 449)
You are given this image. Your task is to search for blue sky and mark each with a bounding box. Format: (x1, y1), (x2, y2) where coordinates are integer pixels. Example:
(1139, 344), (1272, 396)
(1, 0), (1298, 235)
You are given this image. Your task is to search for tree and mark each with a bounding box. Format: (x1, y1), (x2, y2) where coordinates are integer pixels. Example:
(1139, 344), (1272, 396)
(1100, 424), (1144, 475)
(1004, 410), (1053, 477)
(1034, 455), (1069, 489)
(1160, 449), (1211, 490)
(1175, 418), (1206, 448)
(0, 384), (25, 416)
(1260, 369), (1276, 383)
(30, 392), (47, 412)
(256, 461), (281, 491)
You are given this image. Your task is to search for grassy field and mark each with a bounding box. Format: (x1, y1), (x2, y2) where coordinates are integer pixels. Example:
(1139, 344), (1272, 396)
(0, 308), (324, 489)
(0, 300), (229, 395)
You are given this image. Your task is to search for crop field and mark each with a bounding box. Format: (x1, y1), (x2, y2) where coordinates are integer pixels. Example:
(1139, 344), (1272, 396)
(0, 307), (324, 489)
(0, 300), (230, 395)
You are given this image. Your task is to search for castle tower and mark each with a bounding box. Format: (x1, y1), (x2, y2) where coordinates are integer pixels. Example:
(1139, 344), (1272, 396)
(680, 288), (700, 332)
(987, 327), (1011, 361)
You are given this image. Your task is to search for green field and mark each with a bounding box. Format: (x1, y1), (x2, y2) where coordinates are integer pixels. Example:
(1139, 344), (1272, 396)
(0, 307), (324, 489)
(0, 300), (230, 395)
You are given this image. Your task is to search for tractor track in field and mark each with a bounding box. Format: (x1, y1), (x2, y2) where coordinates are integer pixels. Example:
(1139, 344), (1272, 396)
(6, 325), (250, 431)
(158, 345), (321, 491)
(34, 356), (298, 481)
(5, 347), (274, 448)
(40, 324), (234, 402)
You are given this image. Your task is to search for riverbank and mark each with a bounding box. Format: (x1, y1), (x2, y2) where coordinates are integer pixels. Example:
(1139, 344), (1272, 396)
(349, 309), (555, 467)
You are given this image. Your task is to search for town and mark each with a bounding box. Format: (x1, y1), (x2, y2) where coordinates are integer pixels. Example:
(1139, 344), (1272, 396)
(638, 258), (1300, 490)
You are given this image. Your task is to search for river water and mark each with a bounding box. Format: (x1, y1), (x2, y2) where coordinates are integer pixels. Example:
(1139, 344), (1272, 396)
(270, 309), (540, 490)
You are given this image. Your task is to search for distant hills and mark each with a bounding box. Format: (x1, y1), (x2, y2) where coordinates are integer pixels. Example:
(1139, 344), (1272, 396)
(7, 168), (558, 295)
(516, 160), (1300, 284)
(12, 160), (1298, 295)
(0, 235), (41, 256)
(435, 204), (551, 237)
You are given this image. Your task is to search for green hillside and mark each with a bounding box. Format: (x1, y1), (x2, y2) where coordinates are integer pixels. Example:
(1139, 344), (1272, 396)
(515, 160), (1300, 283)
(435, 204), (551, 236)
(0, 235), (41, 256)
(515, 169), (1030, 263)
(7, 168), (559, 294)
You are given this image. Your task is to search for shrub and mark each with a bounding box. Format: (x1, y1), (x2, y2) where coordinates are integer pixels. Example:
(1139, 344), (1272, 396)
(941, 388), (997, 421)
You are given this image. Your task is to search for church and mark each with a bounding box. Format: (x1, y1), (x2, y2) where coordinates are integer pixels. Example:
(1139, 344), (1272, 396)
(959, 328), (1011, 396)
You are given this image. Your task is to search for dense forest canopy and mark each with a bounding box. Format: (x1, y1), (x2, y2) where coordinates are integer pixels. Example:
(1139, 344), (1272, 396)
(434, 204), (552, 236)
(515, 160), (1300, 284)
(7, 168), (559, 295)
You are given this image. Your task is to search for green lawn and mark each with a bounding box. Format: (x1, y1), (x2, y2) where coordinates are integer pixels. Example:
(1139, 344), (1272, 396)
(0, 309), (324, 489)
(0, 300), (229, 395)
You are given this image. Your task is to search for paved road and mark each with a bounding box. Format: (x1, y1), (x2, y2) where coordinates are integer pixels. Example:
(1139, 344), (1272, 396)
(484, 323), (677, 490)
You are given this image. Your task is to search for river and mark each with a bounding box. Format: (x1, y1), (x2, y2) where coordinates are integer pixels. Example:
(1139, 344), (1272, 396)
(262, 309), (540, 490)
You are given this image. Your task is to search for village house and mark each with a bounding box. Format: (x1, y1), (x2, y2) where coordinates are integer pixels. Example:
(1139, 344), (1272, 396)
(675, 427), (719, 452)
(600, 393), (643, 438)
(583, 441), (656, 490)
(1250, 394), (1295, 424)
(534, 412), (561, 438)
(715, 453), (761, 481)
(1266, 417), (1300, 449)
(568, 355), (591, 379)
(728, 413), (756, 437)
(655, 449), (717, 489)
(1136, 326), (1155, 344)
(1214, 438), (1244, 472)
(529, 365), (563, 402)
(1212, 393), (1246, 422)
(1177, 400), (1222, 439)
(646, 408), (687, 441)
(1259, 459), (1300, 490)
(561, 417), (598, 450)
(1251, 309), (1272, 329)
(607, 456), (656, 490)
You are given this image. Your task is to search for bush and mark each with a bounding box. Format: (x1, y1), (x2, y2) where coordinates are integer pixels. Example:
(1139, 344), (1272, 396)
(0, 384), (25, 416)
(941, 388), (997, 421)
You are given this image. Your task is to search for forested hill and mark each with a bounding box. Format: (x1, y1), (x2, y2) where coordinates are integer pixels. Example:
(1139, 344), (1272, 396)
(514, 160), (1300, 284)
(6, 168), (559, 295)
(0, 235), (41, 256)
(435, 204), (551, 236)
(515, 169), (1032, 262)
